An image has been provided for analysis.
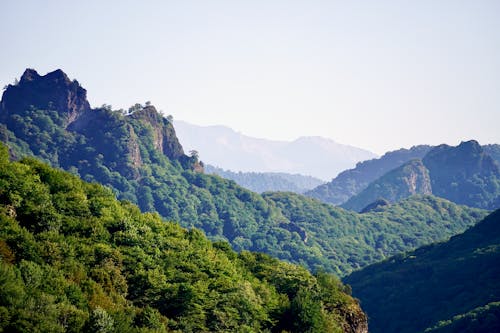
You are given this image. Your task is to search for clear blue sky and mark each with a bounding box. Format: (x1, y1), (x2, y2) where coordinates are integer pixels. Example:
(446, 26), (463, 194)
(1, 0), (499, 154)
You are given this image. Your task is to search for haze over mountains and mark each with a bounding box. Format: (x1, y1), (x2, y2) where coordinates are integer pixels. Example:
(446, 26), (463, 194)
(174, 120), (377, 181)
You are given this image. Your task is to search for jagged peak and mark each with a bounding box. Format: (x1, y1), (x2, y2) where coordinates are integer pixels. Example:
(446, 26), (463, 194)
(44, 68), (72, 84)
(19, 68), (40, 83)
(1, 68), (91, 124)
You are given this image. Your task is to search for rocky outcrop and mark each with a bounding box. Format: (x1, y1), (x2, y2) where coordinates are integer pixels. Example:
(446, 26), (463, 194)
(130, 106), (185, 160)
(342, 159), (432, 212)
(1, 69), (90, 126)
(423, 140), (500, 209)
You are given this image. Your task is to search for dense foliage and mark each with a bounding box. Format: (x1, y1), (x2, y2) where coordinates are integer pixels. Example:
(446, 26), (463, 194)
(0, 144), (367, 332)
(305, 146), (431, 205)
(264, 192), (486, 275)
(0, 69), (487, 276)
(483, 144), (500, 166)
(205, 165), (324, 194)
(345, 209), (500, 333)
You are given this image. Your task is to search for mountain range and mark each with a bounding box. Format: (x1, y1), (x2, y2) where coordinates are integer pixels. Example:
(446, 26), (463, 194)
(174, 120), (377, 181)
(305, 145), (432, 205)
(204, 165), (325, 194)
(2, 68), (500, 332)
(0, 68), (488, 277)
(341, 141), (500, 211)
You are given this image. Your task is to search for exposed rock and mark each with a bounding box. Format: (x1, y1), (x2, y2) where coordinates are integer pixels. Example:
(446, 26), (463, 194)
(130, 106), (185, 160)
(342, 159), (432, 212)
(1, 68), (90, 126)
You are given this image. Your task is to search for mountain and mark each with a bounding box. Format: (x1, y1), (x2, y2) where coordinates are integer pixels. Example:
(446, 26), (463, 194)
(344, 208), (500, 333)
(342, 141), (500, 211)
(0, 144), (367, 333)
(205, 165), (325, 193)
(341, 159), (432, 212)
(264, 193), (486, 275)
(0, 68), (487, 276)
(305, 145), (432, 205)
(483, 144), (500, 166)
(174, 120), (377, 181)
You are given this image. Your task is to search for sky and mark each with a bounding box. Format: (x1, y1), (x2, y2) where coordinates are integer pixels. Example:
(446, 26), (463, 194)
(1, 0), (499, 154)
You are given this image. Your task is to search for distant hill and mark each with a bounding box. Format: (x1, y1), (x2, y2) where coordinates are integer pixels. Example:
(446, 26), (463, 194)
(305, 145), (432, 205)
(342, 141), (500, 211)
(205, 165), (325, 193)
(174, 120), (377, 181)
(345, 209), (500, 333)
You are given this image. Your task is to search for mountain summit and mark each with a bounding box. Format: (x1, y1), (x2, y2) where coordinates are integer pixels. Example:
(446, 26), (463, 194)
(1, 68), (90, 126)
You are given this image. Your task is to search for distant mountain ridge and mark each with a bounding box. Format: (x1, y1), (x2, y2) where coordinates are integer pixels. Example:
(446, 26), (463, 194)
(341, 141), (500, 211)
(205, 165), (325, 193)
(174, 120), (377, 180)
(305, 145), (432, 204)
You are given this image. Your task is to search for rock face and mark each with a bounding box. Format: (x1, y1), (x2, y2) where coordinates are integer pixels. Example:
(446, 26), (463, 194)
(341, 141), (500, 211)
(1, 69), (187, 171)
(1, 69), (90, 126)
(342, 159), (432, 212)
(306, 145), (432, 205)
(130, 106), (184, 160)
(423, 140), (500, 208)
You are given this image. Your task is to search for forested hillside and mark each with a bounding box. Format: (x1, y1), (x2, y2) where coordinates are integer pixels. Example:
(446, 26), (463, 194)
(345, 209), (500, 333)
(264, 192), (486, 275)
(0, 143), (368, 332)
(0, 69), (487, 276)
(205, 165), (324, 193)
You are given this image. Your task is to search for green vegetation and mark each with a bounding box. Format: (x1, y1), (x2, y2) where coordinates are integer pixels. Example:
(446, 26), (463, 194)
(0, 69), (488, 276)
(340, 141), (500, 211)
(423, 141), (500, 210)
(341, 159), (432, 212)
(264, 192), (486, 275)
(205, 165), (324, 194)
(0, 143), (367, 332)
(305, 146), (431, 205)
(345, 209), (500, 333)
(424, 302), (500, 333)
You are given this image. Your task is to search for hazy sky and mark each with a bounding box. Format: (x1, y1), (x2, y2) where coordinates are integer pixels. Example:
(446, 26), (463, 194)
(1, 0), (499, 154)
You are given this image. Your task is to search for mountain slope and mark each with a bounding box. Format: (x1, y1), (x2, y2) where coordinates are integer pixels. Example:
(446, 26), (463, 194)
(174, 120), (377, 180)
(483, 144), (500, 166)
(341, 159), (432, 212)
(341, 141), (500, 211)
(344, 209), (500, 333)
(305, 145), (432, 205)
(205, 165), (325, 193)
(0, 143), (367, 333)
(264, 193), (485, 275)
(0, 68), (487, 276)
